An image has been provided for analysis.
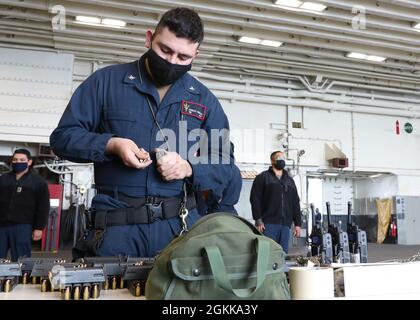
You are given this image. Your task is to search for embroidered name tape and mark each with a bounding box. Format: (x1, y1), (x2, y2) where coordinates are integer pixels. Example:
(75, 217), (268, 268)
(181, 100), (207, 121)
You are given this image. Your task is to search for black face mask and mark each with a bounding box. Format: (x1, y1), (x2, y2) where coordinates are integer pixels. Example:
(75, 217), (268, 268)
(145, 49), (192, 86)
(274, 159), (286, 170)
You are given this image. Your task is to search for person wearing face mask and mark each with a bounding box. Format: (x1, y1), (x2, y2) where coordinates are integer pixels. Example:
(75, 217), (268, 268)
(0, 149), (50, 261)
(250, 151), (301, 254)
(50, 8), (234, 259)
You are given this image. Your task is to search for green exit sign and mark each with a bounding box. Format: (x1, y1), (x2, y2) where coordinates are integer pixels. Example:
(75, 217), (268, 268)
(405, 123), (413, 134)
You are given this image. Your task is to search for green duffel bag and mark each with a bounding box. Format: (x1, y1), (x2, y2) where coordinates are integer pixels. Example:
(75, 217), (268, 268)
(145, 213), (291, 300)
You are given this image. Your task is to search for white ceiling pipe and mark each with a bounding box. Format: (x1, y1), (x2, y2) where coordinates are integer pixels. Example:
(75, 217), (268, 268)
(0, 20), (223, 52)
(0, 42), (61, 54)
(0, 34), (54, 48)
(53, 42), (210, 61)
(212, 52), (420, 86)
(1, 7), (418, 66)
(219, 0), (420, 36)
(212, 91), (420, 118)
(1, 23), (418, 74)
(205, 84), (420, 111)
(203, 63), (420, 94)
(381, 0), (420, 10)
(1, 36), (418, 106)
(4, 20), (416, 87)
(317, 0), (420, 22)
(0, 0), (159, 25)
(231, 20), (420, 54)
(5, 0), (420, 55)
(2, 18), (418, 71)
(217, 45), (419, 73)
(206, 84), (420, 111)
(194, 71), (420, 104)
(78, 0), (420, 46)
(327, 89), (420, 104)
(1, 33), (418, 90)
(212, 54), (420, 86)
(126, 0), (420, 48)
(2, 6), (420, 65)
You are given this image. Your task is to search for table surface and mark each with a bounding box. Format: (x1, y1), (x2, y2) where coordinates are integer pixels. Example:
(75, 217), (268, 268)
(0, 284), (144, 300)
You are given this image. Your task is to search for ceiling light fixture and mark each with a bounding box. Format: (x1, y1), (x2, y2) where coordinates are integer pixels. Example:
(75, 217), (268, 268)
(274, 0), (302, 7)
(346, 52), (368, 59)
(101, 18), (126, 28)
(365, 55), (387, 62)
(260, 40), (284, 47)
(75, 16), (101, 24)
(347, 52), (387, 62)
(274, 0), (327, 12)
(75, 16), (126, 28)
(238, 36), (262, 44)
(300, 2), (327, 11)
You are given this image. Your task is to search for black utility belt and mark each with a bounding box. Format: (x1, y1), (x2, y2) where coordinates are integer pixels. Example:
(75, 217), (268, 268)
(92, 195), (196, 229)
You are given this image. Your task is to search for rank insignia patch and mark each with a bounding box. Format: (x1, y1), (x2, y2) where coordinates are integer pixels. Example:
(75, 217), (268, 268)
(181, 100), (207, 121)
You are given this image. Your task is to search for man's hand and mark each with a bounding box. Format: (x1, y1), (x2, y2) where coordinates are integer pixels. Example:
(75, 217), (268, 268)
(156, 149), (192, 181)
(106, 137), (152, 169)
(293, 226), (301, 237)
(255, 219), (265, 233)
(32, 230), (43, 241)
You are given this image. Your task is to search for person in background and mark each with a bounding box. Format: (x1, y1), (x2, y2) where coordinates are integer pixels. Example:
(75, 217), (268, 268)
(0, 149), (50, 261)
(250, 151), (301, 253)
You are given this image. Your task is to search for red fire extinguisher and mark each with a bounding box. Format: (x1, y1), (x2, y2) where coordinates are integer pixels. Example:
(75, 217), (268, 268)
(390, 220), (397, 238)
(396, 120), (400, 135)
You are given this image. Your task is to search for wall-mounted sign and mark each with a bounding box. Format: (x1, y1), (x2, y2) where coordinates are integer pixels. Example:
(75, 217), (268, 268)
(404, 122), (413, 134)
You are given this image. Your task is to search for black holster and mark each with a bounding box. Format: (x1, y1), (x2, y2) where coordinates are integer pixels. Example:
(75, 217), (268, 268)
(72, 208), (104, 260)
(72, 230), (104, 261)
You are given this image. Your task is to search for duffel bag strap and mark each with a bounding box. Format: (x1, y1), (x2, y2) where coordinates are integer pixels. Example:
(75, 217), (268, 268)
(204, 238), (270, 298)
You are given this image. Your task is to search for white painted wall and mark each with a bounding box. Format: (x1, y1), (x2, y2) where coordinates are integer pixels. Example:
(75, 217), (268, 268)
(0, 48), (74, 144)
(398, 176), (420, 196)
(354, 175), (399, 199)
(353, 113), (420, 174)
(221, 99), (287, 165)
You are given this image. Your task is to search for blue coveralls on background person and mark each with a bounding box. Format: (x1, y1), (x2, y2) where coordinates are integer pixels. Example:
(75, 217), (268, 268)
(50, 54), (232, 258)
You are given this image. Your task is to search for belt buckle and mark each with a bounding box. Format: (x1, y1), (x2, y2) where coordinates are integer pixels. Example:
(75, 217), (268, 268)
(146, 201), (163, 223)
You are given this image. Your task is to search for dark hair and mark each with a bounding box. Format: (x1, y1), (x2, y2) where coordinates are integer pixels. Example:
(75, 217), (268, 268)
(13, 148), (32, 160)
(270, 150), (283, 161)
(155, 7), (204, 44)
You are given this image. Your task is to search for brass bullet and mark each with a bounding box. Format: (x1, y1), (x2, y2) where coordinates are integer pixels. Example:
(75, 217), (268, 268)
(83, 286), (90, 300)
(111, 277), (117, 290)
(32, 276), (37, 285)
(41, 279), (48, 292)
(119, 278), (125, 289)
(103, 279), (109, 290)
(22, 272), (28, 285)
(63, 286), (71, 300)
(73, 286), (80, 300)
(134, 282), (141, 297)
(4, 279), (11, 293)
(92, 284), (99, 299)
